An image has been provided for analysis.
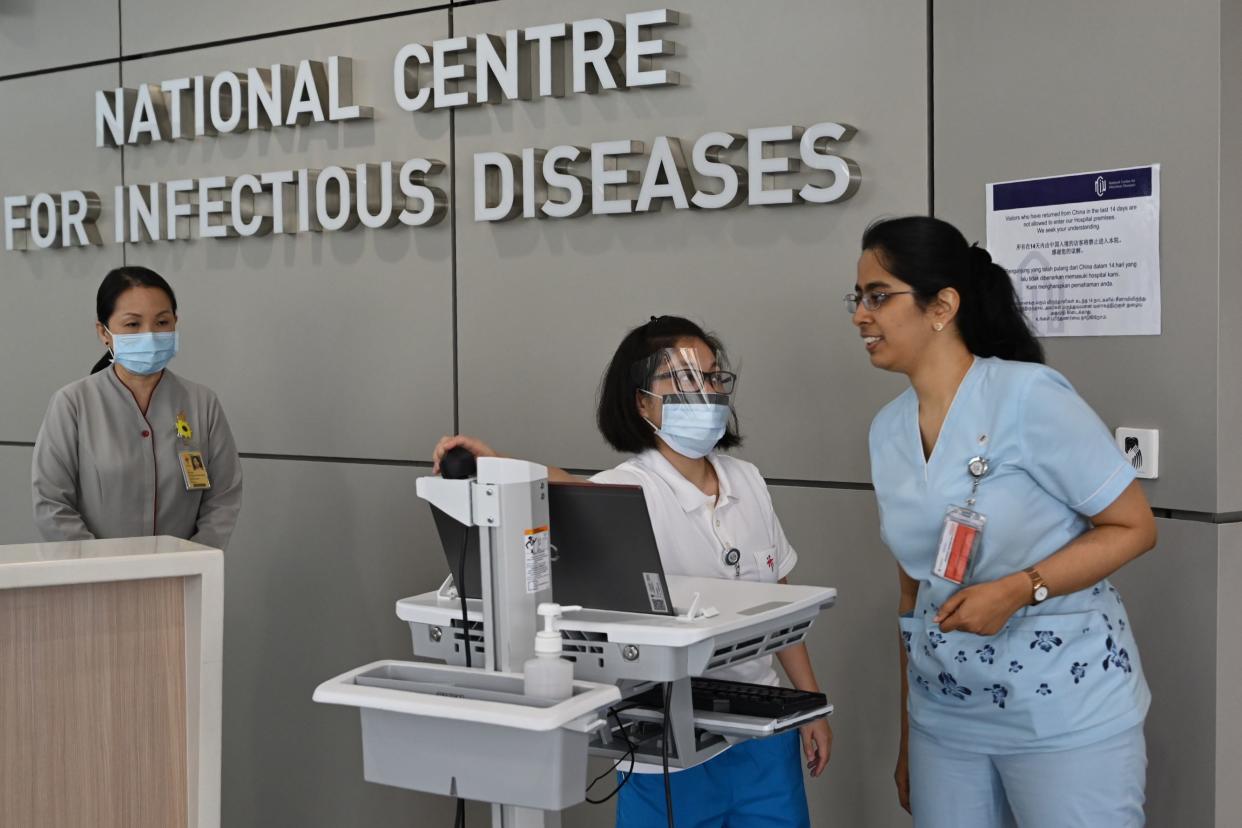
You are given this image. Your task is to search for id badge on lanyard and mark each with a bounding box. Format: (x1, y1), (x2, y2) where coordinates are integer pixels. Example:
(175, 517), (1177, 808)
(932, 455), (989, 585)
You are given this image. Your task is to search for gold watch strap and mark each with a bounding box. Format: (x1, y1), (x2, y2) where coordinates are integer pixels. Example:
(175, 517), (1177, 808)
(1024, 566), (1047, 603)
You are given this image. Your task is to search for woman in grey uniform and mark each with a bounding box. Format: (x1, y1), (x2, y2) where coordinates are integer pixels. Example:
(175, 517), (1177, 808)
(32, 266), (242, 550)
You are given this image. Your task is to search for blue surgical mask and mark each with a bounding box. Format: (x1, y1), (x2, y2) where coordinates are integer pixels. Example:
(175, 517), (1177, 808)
(107, 329), (179, 375)
(643, 394), (732, 459)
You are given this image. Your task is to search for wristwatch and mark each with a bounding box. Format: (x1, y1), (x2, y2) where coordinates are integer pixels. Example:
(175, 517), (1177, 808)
(1024, 567), (1050, 604)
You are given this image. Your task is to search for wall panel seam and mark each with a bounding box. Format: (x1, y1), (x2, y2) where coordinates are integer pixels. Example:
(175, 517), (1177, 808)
(120, 4), (452, 62)
(118, 0), (127, 268)
(237, 453), (434, 467)
(449, 4), (460, 435)
(0, 59), (121, 85)
(1217, 0), (1227, 518)
(6, 435), (1242, 524)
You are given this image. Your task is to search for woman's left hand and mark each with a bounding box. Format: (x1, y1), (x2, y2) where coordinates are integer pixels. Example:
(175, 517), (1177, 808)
(800, 717), (832, 777)
(934, 573), (1029, 635)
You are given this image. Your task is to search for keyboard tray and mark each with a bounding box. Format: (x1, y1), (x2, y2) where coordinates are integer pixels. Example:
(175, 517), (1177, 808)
(616, 701), (833, 738)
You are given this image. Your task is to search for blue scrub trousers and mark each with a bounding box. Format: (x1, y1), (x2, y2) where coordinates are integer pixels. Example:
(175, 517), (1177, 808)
(615, 730), (810, 828)
(908, 723), (1146, 827)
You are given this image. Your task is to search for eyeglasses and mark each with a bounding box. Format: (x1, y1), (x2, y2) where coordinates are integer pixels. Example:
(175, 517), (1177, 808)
(652, 368), (737, 394)
(844, 291), (916, 313)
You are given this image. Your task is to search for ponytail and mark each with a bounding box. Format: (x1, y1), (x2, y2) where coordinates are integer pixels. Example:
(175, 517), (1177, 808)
(960, 243), (1045, 363)
(90, 352), (112, 375)
(861, 217), (1044, 364)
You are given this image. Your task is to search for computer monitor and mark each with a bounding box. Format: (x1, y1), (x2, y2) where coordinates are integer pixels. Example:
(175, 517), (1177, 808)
(547, 481), (675, 616)
(432, 480), (675, 616)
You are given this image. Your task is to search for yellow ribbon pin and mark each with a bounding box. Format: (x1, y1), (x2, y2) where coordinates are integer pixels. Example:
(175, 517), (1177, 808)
(175, 412), (192, 440)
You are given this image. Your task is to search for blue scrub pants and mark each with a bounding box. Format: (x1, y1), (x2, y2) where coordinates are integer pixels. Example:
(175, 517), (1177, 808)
(908, 724), (1146, 828)
(615, 730), (810, 828)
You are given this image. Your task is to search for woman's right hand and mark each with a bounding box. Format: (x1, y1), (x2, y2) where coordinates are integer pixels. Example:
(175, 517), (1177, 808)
(894, 736), (911, 814)
(432, 435), (499, 474)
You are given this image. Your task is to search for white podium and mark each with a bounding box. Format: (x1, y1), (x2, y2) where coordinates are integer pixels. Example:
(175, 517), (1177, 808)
(0, 536), (223, 828)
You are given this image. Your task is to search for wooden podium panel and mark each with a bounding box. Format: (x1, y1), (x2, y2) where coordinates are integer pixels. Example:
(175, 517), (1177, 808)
(1, 577), (190, 828)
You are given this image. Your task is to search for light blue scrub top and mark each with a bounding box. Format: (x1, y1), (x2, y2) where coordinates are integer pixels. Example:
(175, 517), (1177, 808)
(871, 357), (1150, 753)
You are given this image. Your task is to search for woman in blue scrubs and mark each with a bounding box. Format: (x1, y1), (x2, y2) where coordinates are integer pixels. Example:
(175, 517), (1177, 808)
(853, 217), (1156, 827)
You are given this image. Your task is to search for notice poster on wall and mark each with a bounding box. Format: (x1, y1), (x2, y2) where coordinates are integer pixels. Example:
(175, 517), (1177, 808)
(985, 165), (1161, 337)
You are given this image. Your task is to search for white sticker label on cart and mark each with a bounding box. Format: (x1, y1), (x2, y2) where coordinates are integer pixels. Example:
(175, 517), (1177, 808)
(643, 572), (669, 614)
(523, 526), (552, 594)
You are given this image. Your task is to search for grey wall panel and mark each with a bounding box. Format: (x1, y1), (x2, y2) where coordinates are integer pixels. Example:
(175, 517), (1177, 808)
(767, 485), (911, 827)
(0, 0), (118, 77)
(0, 446), (39, 545)
(934, 0), (1221, 512)
(454, 0), (921, 480)
(1217, 524), (1242, 827)
(120, 15), (454, 459)
(1219, 1), (1242, 513)
(221, 456), (462, 827)
(120, 0), (443, 57)
(0, 66), (126, 443)
(1109, 517), (1219, 828)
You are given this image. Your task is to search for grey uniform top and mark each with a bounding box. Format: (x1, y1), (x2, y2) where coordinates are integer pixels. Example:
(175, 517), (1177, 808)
(32, 367), (243, 550)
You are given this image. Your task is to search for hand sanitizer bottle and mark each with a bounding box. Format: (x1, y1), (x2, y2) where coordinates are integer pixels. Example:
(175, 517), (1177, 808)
(523, 603), (581, 701)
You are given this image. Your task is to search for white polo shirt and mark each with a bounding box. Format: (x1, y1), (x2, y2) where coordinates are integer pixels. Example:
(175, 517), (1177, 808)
(591, 448), (798, 687)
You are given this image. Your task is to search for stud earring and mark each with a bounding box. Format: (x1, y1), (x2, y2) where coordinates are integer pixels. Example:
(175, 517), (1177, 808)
(934, 322), (944, 332)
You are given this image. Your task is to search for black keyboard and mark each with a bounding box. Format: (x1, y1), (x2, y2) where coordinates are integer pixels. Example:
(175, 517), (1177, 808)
(631, 678), (828, 719)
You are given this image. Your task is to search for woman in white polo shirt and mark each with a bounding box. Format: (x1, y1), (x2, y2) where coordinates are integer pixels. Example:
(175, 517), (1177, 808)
(434, 315), (829, 827)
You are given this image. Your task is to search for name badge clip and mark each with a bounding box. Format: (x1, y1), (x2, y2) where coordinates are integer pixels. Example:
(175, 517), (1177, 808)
(933, 455), (991, 585)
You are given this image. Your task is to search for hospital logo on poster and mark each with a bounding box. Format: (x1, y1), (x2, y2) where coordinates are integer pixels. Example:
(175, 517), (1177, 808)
(1094, 176), (1108, 197)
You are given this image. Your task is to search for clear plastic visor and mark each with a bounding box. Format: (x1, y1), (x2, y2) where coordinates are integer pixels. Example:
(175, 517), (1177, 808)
(632, 347), (737, 405)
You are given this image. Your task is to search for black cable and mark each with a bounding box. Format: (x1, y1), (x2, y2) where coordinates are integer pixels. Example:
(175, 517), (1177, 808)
(454, 529), (471, 827)
(458, 528), (472, 669)
(662, 682), (675, 828)
(585, 709), (637, 804)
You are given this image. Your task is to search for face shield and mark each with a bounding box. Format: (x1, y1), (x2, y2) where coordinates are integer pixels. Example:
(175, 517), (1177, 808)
(633, 346), (737, 405)
(632, 347), (737, 458)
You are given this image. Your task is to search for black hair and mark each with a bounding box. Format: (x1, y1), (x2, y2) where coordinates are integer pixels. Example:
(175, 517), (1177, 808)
(861, 216), (1045, 364)
(90, 266), (178, 374)
(596, 315), (743, 454)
